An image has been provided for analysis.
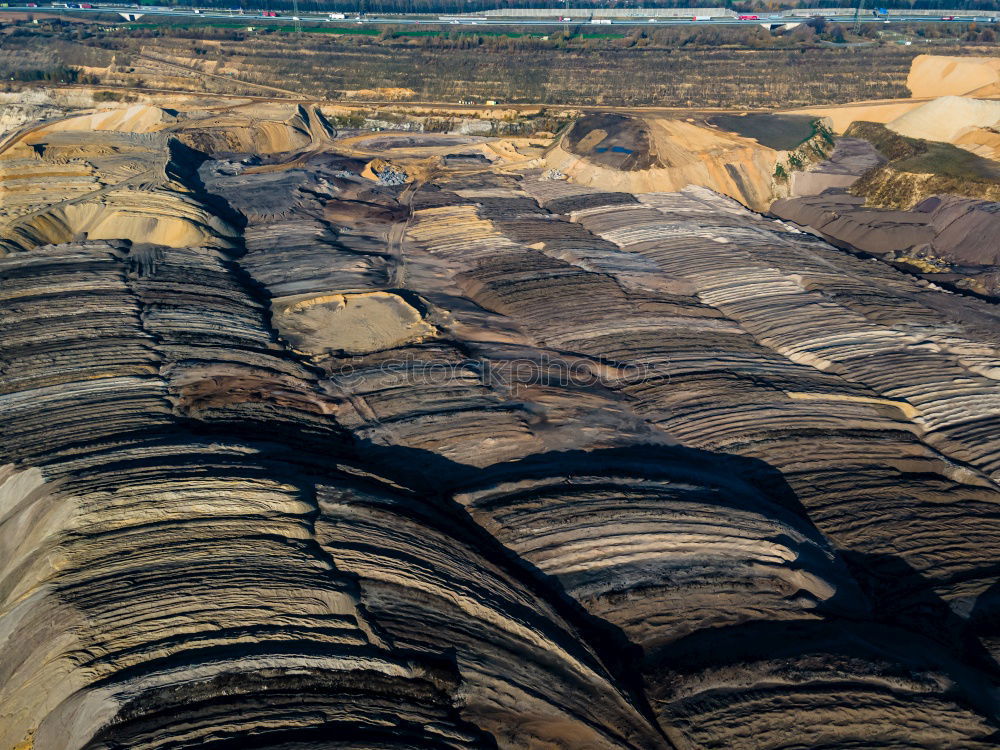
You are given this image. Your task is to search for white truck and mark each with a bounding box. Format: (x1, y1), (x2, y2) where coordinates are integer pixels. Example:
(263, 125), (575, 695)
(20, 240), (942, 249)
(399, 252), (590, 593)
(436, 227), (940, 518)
(328, 12), (344, 18)
(590, 18), (611, 24)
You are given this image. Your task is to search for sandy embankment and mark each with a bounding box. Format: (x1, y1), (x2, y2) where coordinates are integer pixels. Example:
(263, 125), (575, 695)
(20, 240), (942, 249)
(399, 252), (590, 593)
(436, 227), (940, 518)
(545, 117), (783, 211)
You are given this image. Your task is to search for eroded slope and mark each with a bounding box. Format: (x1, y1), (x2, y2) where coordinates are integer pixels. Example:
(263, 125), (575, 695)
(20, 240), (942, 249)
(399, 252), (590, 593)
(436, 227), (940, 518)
(2, 114), (1000, 750)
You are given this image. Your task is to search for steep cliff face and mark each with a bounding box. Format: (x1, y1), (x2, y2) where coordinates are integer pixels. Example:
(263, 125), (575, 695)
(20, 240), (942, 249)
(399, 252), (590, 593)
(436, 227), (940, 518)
(3, 110), (1000, 750)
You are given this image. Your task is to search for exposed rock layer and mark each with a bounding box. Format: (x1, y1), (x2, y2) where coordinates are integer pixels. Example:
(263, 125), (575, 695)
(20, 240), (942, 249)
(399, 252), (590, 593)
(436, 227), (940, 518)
(2, 112), (1000, 750)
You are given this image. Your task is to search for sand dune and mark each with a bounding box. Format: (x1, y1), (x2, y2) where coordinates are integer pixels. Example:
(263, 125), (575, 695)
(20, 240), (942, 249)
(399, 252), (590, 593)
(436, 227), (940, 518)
(888, 96), (1000, 144)
(37, 104), (178, 134)
(907, 54), (1000, 98)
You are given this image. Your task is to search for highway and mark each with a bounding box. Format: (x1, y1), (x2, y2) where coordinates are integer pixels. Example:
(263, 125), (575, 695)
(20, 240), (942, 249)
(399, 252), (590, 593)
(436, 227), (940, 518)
(1, 3), (992, 28)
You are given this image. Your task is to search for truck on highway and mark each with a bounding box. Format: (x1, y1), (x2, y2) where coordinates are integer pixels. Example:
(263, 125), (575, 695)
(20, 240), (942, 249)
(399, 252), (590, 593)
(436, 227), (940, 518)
(738, 14), (759, 20)
(328, 12), (344, 18)
(590, 18), (611, 24)
(692, 15), (710, 20)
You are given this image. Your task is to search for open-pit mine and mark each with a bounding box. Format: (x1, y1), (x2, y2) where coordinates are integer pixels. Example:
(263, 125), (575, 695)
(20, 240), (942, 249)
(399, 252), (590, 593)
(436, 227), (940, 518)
(3, 53), (1000, 750)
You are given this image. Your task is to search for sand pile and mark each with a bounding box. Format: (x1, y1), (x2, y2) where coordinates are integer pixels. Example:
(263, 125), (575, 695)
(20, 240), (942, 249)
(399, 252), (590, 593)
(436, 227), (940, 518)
(271, 291), (436, 357)
(173, 105), (333, 155)
(907, 54), (1000, 98)
(546, 114), (782, 211)
(887, 96), (1000, 143)
(0, 128), (237, 252)
(40, 105), (177, 135)
(954, 127), (1000, 160)
(784, 100), (924, 135)
(0, 189), (239, 252)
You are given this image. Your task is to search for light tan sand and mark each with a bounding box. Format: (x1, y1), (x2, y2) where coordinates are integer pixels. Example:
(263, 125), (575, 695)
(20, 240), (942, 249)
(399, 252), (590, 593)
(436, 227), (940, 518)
(907, 54), (1000, 98)
(887, 96), (1000, 143)
(271, 291), (436, 356)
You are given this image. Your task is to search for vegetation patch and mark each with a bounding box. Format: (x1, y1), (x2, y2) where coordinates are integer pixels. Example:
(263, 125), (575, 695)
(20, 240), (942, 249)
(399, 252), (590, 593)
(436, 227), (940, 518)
(771, 119), (835, 183)
(845, 121), (1000, 208)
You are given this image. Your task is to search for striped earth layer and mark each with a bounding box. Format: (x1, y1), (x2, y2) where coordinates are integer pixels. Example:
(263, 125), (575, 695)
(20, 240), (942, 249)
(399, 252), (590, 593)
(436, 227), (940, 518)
(2, 109), (1000, 750)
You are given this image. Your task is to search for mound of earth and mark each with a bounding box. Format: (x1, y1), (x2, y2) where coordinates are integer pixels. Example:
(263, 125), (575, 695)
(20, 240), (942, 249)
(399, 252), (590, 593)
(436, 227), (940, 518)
(784, 100), (925, 135)
(362, 157), (409, 185)
(772, 191), (935, 254)
(843, 121), (1000, 209)
(0, 130), (237, 252)
(918, 194), (1000, 266)
(38, 104), (177, 135)
(773, 121), (1000, 297)
(772, 190), (1000, 297)
(271, 290), (436, 357)
(173, 104), (334, 155)
(564, 113), (659, 171)
(907, 54), (1000, 98)
(887, 96), (1000, 146)
(786, 56), (1000, 136)
(548, 113), (783, 211)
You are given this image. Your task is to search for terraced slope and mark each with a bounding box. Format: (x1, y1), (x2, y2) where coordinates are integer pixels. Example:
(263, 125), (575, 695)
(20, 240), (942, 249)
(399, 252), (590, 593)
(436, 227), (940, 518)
(2, 121), (1000, 749)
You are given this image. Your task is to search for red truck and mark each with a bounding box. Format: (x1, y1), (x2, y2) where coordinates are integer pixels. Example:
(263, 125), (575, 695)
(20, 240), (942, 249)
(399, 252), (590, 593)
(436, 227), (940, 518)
(739, 14), (760, 20)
